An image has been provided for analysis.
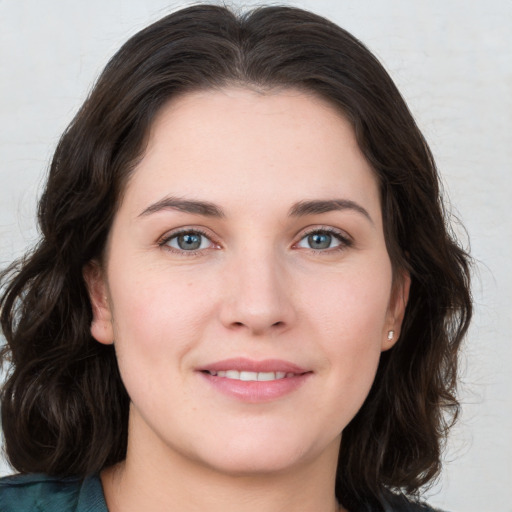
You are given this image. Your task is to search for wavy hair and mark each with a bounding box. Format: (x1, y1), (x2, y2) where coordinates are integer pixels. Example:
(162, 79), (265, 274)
(0, 4), (472, 510)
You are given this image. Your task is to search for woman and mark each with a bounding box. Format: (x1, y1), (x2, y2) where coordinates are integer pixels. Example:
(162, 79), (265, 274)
(0, 4), (471, 512)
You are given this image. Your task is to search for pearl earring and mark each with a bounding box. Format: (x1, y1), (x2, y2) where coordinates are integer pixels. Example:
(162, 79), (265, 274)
(387, 330), (395, 341)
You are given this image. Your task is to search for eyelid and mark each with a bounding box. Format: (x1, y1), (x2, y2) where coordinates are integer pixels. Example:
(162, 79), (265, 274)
(158, 227), (221, 255)
(157, 225), (352, 255)
(293, 226), (353, 250)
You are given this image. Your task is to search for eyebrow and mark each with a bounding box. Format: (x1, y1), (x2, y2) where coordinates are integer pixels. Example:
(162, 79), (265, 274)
(139, 196), (226, 218)
(288, 199), (373, 224)
(138, 196), (372, 224)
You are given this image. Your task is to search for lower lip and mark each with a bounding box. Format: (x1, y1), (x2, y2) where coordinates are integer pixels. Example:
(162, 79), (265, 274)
(199, 372), (311, 402)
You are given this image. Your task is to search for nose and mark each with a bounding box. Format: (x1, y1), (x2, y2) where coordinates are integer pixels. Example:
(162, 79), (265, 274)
(218, 248), (296, 336)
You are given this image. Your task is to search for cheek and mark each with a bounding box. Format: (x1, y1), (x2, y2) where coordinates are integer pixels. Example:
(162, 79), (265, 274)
(107, 268), (218, 415)
(304, 266), (392, 340)
(108, 265), (218, 359)
(302, 266), (391, 406)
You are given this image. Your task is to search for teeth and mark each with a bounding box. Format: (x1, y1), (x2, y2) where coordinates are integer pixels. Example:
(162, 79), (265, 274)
(257, 372), (276, 381)
(208, 370), (292, 381)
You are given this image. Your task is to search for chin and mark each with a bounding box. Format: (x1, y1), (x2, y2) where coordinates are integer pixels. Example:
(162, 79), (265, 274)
(202, 449), (307, 477)
(190, 428), (331, 477)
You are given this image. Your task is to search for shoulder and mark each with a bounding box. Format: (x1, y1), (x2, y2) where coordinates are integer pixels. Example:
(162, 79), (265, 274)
(384, 493), (447, 512)
(0, 473), (107, 512)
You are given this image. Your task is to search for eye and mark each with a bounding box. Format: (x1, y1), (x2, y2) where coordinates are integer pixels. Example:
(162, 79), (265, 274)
(161, 230), (214, 253)
(295, 229), (351, 251)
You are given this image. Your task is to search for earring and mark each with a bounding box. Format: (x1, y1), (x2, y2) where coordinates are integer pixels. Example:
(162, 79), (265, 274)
(387, 330), (395, 341)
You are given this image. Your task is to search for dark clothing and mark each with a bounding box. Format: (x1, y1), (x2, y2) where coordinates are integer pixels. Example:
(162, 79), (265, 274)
(0, 473), (107, 512)
(0, 473), (444, 512)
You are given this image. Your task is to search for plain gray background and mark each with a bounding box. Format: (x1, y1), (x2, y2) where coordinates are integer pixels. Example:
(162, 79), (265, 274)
(1, 1), (511, 511)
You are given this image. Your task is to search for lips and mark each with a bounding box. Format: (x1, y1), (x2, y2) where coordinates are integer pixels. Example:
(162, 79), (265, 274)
(197, 358), (311, 402)
(206, 370), (292, 381)
(198, 357), (308, 375)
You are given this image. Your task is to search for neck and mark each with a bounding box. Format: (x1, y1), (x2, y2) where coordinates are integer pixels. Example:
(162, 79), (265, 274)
(101, 420), (344, 512)
(102, 462), (342, 512)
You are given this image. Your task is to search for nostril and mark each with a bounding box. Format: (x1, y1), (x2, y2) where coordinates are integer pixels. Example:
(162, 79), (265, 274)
(230, 320), (285, 330)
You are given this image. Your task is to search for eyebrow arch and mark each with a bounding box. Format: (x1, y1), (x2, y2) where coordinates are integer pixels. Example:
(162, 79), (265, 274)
(138, 196), (226, 218)
(289, 199), (373, 224)
(139, 196), (372, 224)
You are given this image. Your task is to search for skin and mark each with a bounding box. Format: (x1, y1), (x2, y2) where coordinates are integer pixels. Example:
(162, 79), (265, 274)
(84, 87), (409, 512)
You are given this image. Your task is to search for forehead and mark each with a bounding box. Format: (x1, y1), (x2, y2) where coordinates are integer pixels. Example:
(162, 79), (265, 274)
(121, 87), (381, 221)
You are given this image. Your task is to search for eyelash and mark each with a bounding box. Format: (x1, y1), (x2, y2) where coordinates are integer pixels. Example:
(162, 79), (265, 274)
(158, 228), (217, 256)
(158, 226), (353, 256)
(294, 227), (353, 253)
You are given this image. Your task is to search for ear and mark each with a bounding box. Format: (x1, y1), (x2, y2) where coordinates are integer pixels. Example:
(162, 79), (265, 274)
(83, 260), (114, 345)
(382, 270), (411, 351)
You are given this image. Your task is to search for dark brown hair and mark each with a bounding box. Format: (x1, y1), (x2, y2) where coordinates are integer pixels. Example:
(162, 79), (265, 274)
(0, 4), (471, 510)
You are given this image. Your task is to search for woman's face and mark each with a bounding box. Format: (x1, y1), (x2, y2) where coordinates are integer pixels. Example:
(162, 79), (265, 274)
(86, 87), (408, 476)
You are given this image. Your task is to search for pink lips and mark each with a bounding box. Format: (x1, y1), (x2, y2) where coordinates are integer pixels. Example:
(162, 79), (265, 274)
(200, 357), (308, 374)
(197, 358), (311, 403)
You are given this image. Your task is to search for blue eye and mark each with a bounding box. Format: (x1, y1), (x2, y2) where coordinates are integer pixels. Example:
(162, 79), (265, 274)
(164, 231), (213, 252)
(307, 232), (334, 250)
(296, 230), (349, 251)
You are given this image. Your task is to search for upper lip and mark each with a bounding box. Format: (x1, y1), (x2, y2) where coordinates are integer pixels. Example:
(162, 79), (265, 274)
(198, 358), (309, 374)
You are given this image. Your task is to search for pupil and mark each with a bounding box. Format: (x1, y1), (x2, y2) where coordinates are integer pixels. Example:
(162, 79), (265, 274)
(178, 233), (201, 250)
(309, 233), (331, 249)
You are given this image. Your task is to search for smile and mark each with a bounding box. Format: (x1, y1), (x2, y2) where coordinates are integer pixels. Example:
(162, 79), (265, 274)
(205, 370), (296, 381)
(199, 358), (311, 402)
